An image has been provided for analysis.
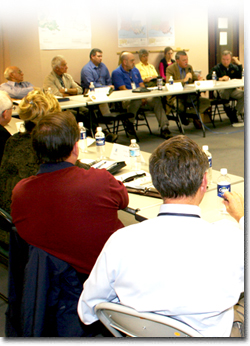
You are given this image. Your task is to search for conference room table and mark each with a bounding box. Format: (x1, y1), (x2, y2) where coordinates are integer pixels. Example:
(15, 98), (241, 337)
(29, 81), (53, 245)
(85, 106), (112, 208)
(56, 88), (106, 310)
(78, 142), (244, 226)
(69, 78), (244, 137)
(10, 78), (243, 137)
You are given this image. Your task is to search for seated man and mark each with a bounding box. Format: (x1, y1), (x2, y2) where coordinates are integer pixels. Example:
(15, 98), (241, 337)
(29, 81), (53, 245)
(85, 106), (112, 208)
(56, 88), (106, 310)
(0, 90), (12, 164)
(78, 135), (244, 337)
(81, 48), (113, 91)
(11, 111), (129, 282)
(206, 50), (244, 124)
(135, 49), (158, 87)
(43, 55), (83, 97)
(81, 48), (116, 117)
(0, 66), (34, 99)
(112, 52), (173, 140)
(166, 51), (211, 129)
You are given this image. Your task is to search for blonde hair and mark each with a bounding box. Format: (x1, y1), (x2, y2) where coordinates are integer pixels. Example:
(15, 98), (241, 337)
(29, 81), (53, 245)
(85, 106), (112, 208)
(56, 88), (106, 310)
(18, 89), (61, 123)
(18, 89), (50, 123)
(45, 92), (61, 113)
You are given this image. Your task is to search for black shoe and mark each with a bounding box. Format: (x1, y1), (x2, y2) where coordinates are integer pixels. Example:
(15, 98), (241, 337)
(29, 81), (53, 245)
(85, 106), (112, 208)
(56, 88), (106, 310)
(179, 114), (190, 125)
(124, 120), (136, 135)
(105, 133), (118, 143)
(224, 105), (238, 124)
(193, 118), (202, 129)
(230, 109), (239, 124)
(160, 127), (173, 140)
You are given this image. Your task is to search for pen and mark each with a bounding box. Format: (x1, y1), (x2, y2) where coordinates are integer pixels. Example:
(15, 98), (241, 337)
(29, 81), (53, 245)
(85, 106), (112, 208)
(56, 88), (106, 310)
(89, 159), (101, 166)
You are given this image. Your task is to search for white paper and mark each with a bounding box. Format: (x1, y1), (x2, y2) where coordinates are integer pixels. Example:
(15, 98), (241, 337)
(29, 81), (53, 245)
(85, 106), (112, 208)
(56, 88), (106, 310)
(166, 82), (183, 91)
(218, 18), (228, 29)
(194, 80), (214, 89)
(110, 143), (131, 163)
(220, 32), (227, 45)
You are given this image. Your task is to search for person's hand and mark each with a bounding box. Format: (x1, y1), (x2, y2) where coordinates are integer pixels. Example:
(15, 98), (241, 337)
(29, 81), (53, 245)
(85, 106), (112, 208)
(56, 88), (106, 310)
(232, 56), (241, 65)
(220, 75), (230, 81)
(184, 72), (192, 82)
(223, 191), (244, 222)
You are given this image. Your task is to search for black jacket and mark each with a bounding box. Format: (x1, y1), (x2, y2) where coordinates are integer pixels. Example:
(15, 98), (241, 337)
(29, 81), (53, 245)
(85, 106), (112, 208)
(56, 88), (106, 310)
(206, 62), (242, 80)
(5, 229), (96, 337)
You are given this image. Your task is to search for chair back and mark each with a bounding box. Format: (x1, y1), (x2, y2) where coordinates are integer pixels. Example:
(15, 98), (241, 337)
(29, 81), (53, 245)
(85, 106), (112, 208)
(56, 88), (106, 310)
(95, 302), (203, 337)
(0, 207), (12, 267)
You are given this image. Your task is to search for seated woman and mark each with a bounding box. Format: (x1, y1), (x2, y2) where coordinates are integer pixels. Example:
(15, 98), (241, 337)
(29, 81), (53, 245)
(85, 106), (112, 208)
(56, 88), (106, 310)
(159, 47), (176, 115)
(0, 89), (89, 214)
(159, 47), (175, 81)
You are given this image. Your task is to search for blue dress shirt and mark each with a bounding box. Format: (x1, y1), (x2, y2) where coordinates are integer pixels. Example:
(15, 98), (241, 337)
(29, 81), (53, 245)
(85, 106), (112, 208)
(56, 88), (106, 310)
(0, 81), (34, 99)
(80, 61), (111, 89)
(111, 65), (143, 90)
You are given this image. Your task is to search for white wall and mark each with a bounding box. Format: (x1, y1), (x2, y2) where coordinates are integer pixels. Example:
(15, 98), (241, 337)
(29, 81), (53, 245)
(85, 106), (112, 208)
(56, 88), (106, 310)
(0, 0), (244, 87)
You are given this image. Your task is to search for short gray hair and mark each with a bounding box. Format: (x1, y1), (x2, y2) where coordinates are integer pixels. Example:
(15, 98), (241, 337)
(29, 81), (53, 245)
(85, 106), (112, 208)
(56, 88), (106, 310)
(3, 67), (15, 80)
(51, 55), (65, 69)
(138, 49), (148, 59)
(222, 50), (232, 57)
(175, 51), (187, 60)
(0, 90), (12, 116)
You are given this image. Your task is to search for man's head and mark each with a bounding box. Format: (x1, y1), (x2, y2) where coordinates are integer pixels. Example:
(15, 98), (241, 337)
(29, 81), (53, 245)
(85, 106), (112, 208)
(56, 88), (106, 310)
(175, 51), (188, 68)
(149, 135), (208, 201)
(221, 50), (232, 68)
(138, 49), (149, 65)
(121, 52), (135, 71)
(51, 56), (68, 76)
(0, 90), (13, 126)
(90, 48), (103, 66)
(4, 66), (24, 83)
(32, 111), (80, 164)
(164, 46), (174, 60)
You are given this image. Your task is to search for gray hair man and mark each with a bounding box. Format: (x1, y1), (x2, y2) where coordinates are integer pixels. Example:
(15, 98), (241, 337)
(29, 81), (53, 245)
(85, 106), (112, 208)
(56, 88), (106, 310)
(0, 66), (34, 99)
(43, 55), (83, 97)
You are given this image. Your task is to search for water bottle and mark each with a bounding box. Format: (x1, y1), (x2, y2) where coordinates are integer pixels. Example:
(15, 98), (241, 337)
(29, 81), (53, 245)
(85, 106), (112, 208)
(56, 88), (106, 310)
(95, 127), (105, 159)
(202, 145), (212, 185)
(129, 139), (141, 171)
(157, 77), (163, 90)
(168, 76), (174, 90)
(89, 82), (95, 93)
(212, 71), (217, 85)
(78, 122), (88, 153)
(217, 168), (231, 214)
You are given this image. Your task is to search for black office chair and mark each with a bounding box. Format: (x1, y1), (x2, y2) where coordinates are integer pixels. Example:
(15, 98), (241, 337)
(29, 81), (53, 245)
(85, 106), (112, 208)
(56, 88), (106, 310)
(209, 90), (239, 126)
(135, 108), (152, 135)
(0, 207), (13, 302)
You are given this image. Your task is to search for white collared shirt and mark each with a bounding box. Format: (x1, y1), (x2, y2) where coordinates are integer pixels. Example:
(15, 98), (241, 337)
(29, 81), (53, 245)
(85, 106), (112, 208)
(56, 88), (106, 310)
(78, 204), (244, 337)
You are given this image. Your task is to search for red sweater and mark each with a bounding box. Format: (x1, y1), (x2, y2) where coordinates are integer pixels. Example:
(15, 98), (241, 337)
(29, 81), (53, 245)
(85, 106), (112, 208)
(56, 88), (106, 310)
(11, 165), (129, 274)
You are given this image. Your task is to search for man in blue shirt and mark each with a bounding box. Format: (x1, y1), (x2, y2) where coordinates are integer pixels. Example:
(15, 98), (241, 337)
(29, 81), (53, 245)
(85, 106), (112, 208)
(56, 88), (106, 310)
(0, 66), (34, 99)
(112, 52), (172, 139)
(81, 48), (134, 137)
(81, 48), (113, 91)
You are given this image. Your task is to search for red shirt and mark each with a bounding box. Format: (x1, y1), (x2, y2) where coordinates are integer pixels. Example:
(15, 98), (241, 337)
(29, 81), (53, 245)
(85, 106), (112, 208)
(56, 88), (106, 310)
(11, 164), (128, 274)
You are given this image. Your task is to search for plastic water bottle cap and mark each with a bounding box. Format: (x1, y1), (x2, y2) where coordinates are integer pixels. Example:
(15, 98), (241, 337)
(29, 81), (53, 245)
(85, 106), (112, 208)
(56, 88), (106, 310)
(131, 139), (136, 144)
(97, 127), (102, 132)
(202, 145), (208, 151)
(220, 168), (227, 175)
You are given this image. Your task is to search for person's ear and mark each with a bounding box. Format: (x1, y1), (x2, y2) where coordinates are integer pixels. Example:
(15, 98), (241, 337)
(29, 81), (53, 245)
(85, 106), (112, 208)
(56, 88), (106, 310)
(201, 172), (208, 192)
